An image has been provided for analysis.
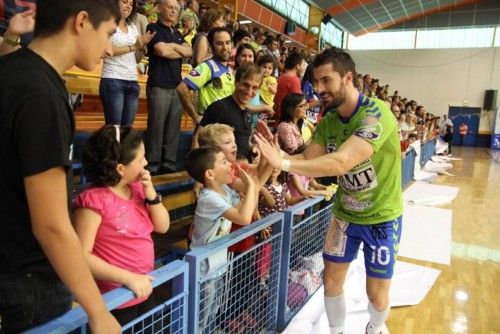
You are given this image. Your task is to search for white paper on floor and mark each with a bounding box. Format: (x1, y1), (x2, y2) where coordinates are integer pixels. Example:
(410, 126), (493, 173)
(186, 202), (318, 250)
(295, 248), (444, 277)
(431, 155), (450, 163)
(283, 256), (441, 334)
(399, 204), (452, 265)
(403, 181), (459, 205)
(423, 160), (453, 174)
(413, 170), (438, 183)
(435, 137), (449, 155)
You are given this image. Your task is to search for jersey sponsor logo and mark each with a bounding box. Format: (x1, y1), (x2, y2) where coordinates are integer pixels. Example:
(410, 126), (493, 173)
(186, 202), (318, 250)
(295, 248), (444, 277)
(340, 161), (378, 192)
(340, 193), (374, 211)
(354, 123), (381, 140)
(189, 69), (201, 77)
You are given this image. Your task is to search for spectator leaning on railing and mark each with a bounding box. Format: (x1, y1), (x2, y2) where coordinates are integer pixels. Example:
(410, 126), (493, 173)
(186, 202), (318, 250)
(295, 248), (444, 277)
(0, 1), (122, 332)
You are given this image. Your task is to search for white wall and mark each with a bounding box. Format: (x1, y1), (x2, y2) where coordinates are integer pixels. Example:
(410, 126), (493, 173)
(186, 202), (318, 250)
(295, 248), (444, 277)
(350, 48), (500, 132)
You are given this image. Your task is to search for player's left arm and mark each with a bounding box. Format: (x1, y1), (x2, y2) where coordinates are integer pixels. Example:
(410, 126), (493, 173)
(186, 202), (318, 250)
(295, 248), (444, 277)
(255, 131), (374, 178)
(289, 135), (374, 177)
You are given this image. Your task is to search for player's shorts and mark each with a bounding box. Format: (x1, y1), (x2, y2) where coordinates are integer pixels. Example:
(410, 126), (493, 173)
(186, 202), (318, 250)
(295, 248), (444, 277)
(323, 215), (402, 279)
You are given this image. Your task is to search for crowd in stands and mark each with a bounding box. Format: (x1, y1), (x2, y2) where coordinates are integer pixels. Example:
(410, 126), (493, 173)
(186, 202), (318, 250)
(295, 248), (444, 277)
(0, 0), (448, 333)
(354, 74), (453, 156)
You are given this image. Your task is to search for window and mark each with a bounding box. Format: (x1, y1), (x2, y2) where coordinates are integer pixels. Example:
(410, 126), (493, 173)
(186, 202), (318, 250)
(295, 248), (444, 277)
(258, 0), (309, 28)
(416, 27), (495, 49)
(347, 30), (415, 50)
(346, 26), (499, 50)
(321, 22), (344, 48)
(495, 26), (500, 47)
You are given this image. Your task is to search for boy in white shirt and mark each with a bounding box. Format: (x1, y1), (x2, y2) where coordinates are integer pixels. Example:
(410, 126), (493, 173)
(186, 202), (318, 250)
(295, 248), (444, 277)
(185, 146), (257, 333)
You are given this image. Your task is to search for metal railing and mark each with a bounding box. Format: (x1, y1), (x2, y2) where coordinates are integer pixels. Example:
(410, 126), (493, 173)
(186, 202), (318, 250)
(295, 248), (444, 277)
(24, 260), (189, 334)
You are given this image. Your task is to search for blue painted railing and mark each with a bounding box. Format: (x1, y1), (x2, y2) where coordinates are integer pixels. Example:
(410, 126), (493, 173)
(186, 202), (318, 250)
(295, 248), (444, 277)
(24, 260), (189, 334)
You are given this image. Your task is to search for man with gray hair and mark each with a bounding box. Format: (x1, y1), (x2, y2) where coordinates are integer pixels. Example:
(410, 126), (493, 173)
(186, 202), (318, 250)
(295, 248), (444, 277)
(146, 0), (192, 174)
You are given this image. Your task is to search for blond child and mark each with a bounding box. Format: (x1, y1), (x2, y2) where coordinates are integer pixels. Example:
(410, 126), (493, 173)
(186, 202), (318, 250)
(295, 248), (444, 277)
(257, 54), (277, 110)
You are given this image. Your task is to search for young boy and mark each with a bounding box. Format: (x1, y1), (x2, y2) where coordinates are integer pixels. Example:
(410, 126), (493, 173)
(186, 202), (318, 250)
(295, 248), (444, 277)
(195, 123), (272, 199)
(185, 146), (257, 333)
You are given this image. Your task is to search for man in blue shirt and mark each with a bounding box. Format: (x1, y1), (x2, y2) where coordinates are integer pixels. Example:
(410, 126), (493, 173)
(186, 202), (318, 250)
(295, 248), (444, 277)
(145, 0), (192, 174)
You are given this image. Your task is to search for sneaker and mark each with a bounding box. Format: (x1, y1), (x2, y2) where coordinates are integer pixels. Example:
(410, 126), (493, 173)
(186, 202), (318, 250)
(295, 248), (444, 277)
(365, 322), (389, 334)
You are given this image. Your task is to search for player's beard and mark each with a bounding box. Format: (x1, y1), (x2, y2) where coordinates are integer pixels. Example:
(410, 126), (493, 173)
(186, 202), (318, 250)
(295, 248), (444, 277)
(329, 93), (346, 109)
(322, 86), (346, 110)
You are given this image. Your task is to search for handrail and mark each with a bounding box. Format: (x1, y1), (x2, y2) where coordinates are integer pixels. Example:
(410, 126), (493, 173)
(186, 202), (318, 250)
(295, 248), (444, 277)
(24, 260), (189, 334)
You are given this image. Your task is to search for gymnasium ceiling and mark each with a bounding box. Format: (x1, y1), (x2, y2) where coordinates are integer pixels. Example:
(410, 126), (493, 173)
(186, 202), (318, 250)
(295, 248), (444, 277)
(310, 0), (500, 36)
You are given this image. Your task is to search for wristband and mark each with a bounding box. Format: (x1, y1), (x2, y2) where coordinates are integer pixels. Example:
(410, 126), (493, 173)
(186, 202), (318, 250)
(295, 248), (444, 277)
(3, 34), (20, 47)
(145, 193), (162, 205)
(281, 159), (291, 172)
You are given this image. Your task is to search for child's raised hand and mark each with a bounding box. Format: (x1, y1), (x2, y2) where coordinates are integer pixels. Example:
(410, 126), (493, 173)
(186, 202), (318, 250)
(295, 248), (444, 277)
(125, 272), (154, 298)
(140, 169), (156, 199)
(236, 164), (254, 189)
(261, 226), (272, 239)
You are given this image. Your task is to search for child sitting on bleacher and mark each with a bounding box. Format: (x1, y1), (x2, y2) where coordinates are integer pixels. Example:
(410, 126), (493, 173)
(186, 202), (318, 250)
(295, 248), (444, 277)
(73, 125), (170, 325)
(184, 146), (257, 334)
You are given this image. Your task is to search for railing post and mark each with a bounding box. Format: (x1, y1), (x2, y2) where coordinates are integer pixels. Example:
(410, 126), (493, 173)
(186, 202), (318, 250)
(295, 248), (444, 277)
(171, 263), (189, 334)
(265, 216), (284, 331)
(276, 210), (293, 331)
(185, 253), (200, 334)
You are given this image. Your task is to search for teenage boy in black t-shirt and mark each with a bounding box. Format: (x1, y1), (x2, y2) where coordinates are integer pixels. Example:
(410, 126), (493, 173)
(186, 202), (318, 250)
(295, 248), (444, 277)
(0, 1), (121, 333)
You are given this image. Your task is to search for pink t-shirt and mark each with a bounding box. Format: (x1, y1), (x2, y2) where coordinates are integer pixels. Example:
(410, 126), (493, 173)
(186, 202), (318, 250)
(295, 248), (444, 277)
(74, 182), (154, 308)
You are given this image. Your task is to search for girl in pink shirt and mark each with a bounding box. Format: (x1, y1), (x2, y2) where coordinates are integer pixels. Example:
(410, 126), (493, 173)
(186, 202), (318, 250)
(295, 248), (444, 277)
(73, 126), (170, 325)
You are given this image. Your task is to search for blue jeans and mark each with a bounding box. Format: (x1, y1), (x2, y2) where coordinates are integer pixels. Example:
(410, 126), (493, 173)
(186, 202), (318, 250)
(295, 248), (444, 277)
(99, 78), (140, 126)
(0, 272), (73, 333)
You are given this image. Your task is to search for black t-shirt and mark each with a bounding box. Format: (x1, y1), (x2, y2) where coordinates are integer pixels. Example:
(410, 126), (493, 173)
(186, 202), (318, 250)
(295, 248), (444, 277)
(146, 21), (185, 88)
(0, 48), (74, 274)
(200, 95), (252, 159)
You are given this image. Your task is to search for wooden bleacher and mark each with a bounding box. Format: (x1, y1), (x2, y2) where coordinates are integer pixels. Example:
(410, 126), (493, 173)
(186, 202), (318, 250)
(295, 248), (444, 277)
(65, 62), (195, 132)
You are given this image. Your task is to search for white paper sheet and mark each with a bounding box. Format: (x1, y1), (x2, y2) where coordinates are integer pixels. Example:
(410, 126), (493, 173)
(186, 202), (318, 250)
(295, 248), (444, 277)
(435, 137), (449, 155)
(399, 204), (452, 265)
(413, 170), (438, 183)
(422, 160), (453, 174)
(403, 181), (459, 205)
(283, 258), (441, 334)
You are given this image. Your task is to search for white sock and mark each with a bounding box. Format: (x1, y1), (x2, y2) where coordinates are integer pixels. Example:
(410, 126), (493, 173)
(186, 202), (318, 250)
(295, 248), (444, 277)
(367, 302), (390, 334)
(324, 293), (346, 334)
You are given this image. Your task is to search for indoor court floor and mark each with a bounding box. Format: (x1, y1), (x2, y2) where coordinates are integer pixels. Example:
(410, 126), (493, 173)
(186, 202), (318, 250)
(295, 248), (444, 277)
(388, 146), (500, 333)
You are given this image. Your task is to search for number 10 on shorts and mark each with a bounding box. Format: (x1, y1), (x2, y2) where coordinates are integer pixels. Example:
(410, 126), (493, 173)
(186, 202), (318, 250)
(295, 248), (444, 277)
(369, 245), (390, 265)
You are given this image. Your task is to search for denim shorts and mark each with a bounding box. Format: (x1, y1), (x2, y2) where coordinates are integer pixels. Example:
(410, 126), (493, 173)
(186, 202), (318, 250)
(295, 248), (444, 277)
(0, 272), (73, 333)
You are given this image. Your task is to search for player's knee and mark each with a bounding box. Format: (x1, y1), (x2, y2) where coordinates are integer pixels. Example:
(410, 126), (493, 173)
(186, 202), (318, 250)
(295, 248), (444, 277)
(367, 291), (389, 310)
(323, 271), (344, 295)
